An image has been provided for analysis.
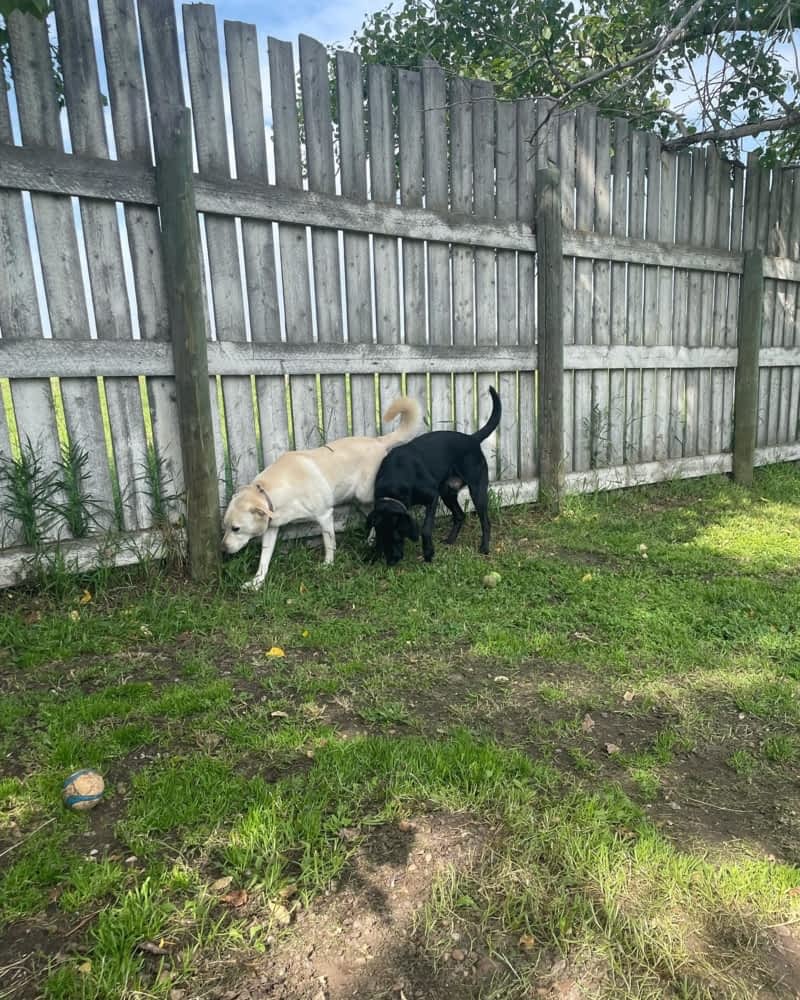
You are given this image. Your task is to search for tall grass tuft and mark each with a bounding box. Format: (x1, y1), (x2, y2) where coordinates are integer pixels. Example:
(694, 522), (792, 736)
(52, 440), (101, 539)
(0, 439), (58, 547)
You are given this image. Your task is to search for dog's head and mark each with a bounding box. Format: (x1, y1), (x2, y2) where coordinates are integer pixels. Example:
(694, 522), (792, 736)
(367, 499), (418, 566)
(221, 485), (272, 554)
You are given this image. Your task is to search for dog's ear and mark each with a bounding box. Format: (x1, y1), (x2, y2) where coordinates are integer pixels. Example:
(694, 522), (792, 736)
(403, 512), (419, 541)
(249, 505), (271, 518)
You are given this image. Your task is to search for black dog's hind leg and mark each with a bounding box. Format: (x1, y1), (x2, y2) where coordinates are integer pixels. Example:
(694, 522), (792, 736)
(421, 501), (438, 562)
(440, 487), (466, 544)
(468, 469), (491, 554)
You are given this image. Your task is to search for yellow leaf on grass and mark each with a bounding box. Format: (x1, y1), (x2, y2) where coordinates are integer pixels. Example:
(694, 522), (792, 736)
(302, 629), (310, 638)
(581, 573), (593, 583)
(266, 646), (285, 658)
(79, 589), (92, 605)
(78, 961), (92, 975)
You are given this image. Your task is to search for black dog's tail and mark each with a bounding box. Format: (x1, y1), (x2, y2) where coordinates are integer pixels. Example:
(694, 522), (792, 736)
(472, 387), (501, 443)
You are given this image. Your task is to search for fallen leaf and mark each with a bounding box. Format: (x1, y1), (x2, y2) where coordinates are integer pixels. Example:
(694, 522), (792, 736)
(338, 826), (360, 842)
(581, 572), (593, 583)
(136, 940), (170, 956)
(398, 819), (416, 832)
(210, 876), (233, 893)
(493, 675), (510, 683)
(77, 960), (92, 975)
(581, 713), (595, 732)
(48, 885), (65, 903)
(221, 888), (248, 908)
(79, 589), (93, 605)
(451, 948), (466, 962)
(69, 610), (80, 622)
(299, 583), (307, 593)
(266, 901), (292, 926)
(302, 629), (310, 637)
(278, 883), (297, 901)
(605, 743), (621, 755)
(169, 991), (186, 1000)
(617, 826), (637, 841)
(638, 543), (648, 554)
(24, 610), (42, 625)
(270, 710), (289, 719)
(623, 691), (635, 702)
(266, 646), (285, 658)
(518, 933), (536, 952)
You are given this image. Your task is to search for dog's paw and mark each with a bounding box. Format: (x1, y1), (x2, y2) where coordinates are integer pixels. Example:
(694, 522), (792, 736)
(241, 578), (263, 592)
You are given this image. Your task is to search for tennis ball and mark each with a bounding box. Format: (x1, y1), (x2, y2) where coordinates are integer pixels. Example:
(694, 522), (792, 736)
(62, 769), (105, 811)
(482, 572), (501, 588)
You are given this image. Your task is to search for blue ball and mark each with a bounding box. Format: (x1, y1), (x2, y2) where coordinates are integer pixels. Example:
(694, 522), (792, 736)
(62, 769), (105, 811)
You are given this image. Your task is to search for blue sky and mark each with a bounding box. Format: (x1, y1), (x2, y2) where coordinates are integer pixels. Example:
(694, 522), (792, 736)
(203, 0), (373, 49)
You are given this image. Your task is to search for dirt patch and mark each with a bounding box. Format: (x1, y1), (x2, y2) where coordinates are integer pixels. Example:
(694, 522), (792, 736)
(204, 814), (500, 1000)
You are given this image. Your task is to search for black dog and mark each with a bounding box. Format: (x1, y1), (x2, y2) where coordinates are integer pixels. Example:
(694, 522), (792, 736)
(367, 387), (501, 566)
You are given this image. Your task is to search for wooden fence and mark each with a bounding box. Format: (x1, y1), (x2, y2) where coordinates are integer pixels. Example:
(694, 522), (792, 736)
(0, 0), (799, 585)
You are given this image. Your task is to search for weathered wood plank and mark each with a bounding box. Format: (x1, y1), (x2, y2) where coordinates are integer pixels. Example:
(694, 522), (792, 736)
(517, 98), (537, 479)
(557, 105), (576, 471)
(0, 74), (61, 547)
(183, 3), (257, 490)
(473, 80), (497, 475)
(398, 69), (427, 414)
(450, 77), (475, 435)
(299, 34), (346, 444)
(609, 118), (629, 466)
(56, 0), (150, 531)
(733, 251), (764, 485)
(683, 149), (706, 457)
(224, 19), (287, 469)
(268, 37), (317, 450)
(709, 151), (730, 454)
(7, 9), (114, 533)
(786, 168), (800, 447)
(100, 0), (182, 507)
(573, 106), (596, 472)
(367, 63), (399, 434)
(592, 116), (612, 469)
(657, 146), (676, 461)
(496, 100), (519, 480)
(626, 129), (646, 463)
(422, 60), (452, 433)
(641, 133), (661, 463)
(669, 151), (692, 459)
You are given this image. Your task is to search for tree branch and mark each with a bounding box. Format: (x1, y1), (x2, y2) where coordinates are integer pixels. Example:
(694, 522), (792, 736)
(663, 110), (800, 150)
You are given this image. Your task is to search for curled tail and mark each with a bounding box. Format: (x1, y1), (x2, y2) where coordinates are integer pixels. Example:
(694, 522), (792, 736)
(380, 396), (424, 446)
(473, 387), (501, 443)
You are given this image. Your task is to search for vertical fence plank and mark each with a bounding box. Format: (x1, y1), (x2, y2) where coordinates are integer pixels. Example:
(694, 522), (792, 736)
(537, 167), (564, 508)
(0, 68), (61, 547)
(336, 50), (374, 443)
(516, 98), (537, 480)
(450, 76), (475, 435)
(225, 19), (287, 468)
(641, 134), (661, 463)
(56, 0), (151, 531)
(733, 251), (764, 485)
(398, 69), (427, 415)
(368, 63), (400, 431)
(592, 116), (611, 469)
(496, 100), (519, 481)
(100, 0), (182, 510)
(657, 146), (676, 461)
(670, 151), (692, 459)
(626, 130), (646, 462)
(422, 60), (452, 433)
(7, 10), (115, 532)
(609, 118), (628, 466)
(786, 169), (800, 446)
(472, 80), (497, 474)
(183, 4), (257, 492)
(694, 146), (718, 457)
(725, 162), (745, 452)
(710, 151), (731, 454)
(765, 169), (787, 446)
(556, 105), (576, 470)
(268, 37), (317, 450)
(683, 149), (706, 457)
(573, 106), (596, 472)
(299, 35), (346, 444)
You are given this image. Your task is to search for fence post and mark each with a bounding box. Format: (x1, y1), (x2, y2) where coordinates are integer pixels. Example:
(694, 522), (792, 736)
(154, 105), (221, 579)
(732, 249), (764, 486)
(536, 166), (565, 510)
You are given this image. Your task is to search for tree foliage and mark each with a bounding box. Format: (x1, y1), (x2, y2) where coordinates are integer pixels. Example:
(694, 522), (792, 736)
(350, 0), (800, 162)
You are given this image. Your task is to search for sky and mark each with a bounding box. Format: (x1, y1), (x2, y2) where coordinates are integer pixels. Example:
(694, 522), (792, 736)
(210, 0), (373, 49)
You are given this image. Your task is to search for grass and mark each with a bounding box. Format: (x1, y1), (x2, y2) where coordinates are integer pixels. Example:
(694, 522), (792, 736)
(1, 464), (800, 998)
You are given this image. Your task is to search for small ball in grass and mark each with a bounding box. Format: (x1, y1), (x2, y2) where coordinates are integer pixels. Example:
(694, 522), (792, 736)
(62, 769), (105, 811)
(482, 571), (501, 588)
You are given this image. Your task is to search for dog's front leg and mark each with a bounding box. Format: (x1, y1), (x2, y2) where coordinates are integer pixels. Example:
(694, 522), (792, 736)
(242, 526), (279, 591)
(421, 502), (437, 562)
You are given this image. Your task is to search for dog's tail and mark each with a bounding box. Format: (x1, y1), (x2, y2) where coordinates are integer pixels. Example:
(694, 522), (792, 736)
(472, 387), (502, 443)
(380, 396), (424, 446)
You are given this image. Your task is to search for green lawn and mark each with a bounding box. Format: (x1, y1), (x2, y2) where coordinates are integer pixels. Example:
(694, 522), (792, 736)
(2, 465), (800, 998)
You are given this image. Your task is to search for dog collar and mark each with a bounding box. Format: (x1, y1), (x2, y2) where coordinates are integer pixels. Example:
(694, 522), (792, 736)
(254, 483), (274, 512)
(378, 496), (408, 514)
